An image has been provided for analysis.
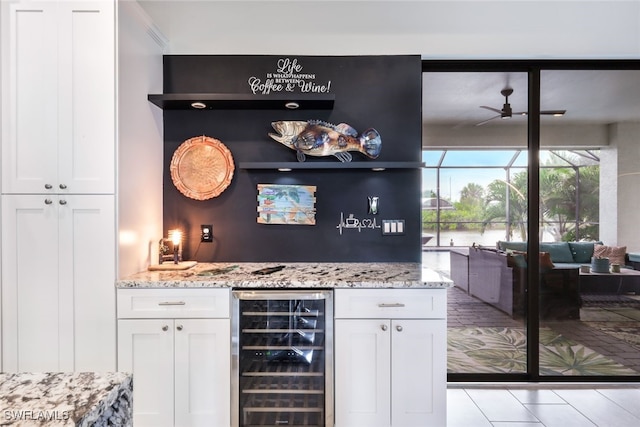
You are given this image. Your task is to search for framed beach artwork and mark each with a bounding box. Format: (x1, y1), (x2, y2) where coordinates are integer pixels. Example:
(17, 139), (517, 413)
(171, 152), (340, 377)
(257, 184), (317, 225)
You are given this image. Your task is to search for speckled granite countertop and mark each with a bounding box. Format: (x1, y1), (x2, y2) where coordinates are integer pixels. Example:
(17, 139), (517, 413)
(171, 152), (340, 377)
(0, 372), (132, 426)
(116, 262), (452, 289)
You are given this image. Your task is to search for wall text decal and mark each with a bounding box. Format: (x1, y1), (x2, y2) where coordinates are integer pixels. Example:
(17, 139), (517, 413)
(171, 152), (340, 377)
(248, 58), (332, 95)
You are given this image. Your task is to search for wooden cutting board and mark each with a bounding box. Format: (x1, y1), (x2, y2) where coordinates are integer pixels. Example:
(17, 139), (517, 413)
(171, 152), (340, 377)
(148, 261), (197, 271)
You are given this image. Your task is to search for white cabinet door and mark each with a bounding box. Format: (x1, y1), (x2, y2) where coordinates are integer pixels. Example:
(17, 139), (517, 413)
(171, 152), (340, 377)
(1, 195), (59, 372)
(3, 0), (114, 194)
(56, 1), (114, 194)
(58, 194), (115, 371)
(3, 2), (58, 193)
(391, 319), (447, 427)
(174, 319), (231, 427)
(1, 194), (116, 372)
(334, 319), (391, 427)
(118, 319), (175, 427)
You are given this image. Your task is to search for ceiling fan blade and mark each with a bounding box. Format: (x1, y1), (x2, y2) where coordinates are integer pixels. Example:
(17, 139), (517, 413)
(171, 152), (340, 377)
(510, 110), (567, 116)
(541, 110), (567, 116)
(480, 105), (502, 114)
(475, 115), (500, 126)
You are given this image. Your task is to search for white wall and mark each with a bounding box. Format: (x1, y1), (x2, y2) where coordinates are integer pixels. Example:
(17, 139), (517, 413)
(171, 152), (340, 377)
(600, 123), (640, 252)
(424, 123), (609, 149)
(136, 0), (640, 58)
(117, 1), (166, 277)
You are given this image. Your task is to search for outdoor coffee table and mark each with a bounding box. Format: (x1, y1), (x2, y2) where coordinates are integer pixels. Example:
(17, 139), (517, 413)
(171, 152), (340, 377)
(579, 267), (640, 295)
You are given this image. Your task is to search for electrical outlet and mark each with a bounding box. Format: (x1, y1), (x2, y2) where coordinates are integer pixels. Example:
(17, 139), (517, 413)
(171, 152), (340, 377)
(201, 224), (213, 242)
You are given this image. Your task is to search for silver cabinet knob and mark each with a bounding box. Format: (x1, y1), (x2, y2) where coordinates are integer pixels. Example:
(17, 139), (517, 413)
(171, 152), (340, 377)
(59, 184), (67, 189)
(162, 325), (169, 331)
(176, 325), (183, 331)
(45, 199), (53, 205)
(381, 324), (388, 331)
(45, 184), (53, 189)
(396, 325), (403, 332)
(59, 199), (67, 205)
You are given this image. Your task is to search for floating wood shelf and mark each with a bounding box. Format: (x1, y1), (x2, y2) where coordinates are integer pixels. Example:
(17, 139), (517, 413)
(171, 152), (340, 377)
(238, 162), (424, 170)
(147, 93), (335, 110)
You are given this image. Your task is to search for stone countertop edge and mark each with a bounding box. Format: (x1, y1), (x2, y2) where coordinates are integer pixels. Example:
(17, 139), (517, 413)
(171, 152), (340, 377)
(116, 262), (452, 289)
(0, 371), (132, 426)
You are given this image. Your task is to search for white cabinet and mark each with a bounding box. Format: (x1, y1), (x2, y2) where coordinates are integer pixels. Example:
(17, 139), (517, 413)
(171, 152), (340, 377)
(334, 289), (447, 427)
(2, 0), (114, 194)
(117, 288), (231, 427)
(0, 0), (116, 374)
(1, 194), (116, 372)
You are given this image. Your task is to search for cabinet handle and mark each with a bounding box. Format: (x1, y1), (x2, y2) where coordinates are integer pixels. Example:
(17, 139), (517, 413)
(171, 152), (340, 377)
(396, 325), (403, 332)
(378, 303), (405, 308)
(45, 199), (53, 205)
(59, 184), (67, 189)
(176, 325), (183, 331)
(162, 325), (169, 331)
(44, 184), (53, 189)
(381, 324), (388, 331)
(158, 301), (186, 306)
(59, 200), (67, 205)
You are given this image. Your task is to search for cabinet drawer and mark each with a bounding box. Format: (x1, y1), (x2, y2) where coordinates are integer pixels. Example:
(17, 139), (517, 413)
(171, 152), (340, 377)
(117, 288), (230, 319)
(334, 288), (446, 319)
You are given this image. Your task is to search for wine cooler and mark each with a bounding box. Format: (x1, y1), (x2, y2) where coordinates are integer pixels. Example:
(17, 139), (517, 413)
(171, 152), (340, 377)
(232, 290), (333, 427)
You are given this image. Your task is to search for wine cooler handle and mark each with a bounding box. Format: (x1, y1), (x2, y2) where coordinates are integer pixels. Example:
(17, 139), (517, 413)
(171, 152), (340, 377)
(396, 325), (403, 332)
(378, 303), (405, 308)
(381, 324), (388, 331)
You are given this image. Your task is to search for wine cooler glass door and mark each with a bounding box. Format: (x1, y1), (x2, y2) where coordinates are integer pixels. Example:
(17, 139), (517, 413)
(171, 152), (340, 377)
(232, 290), (333, 427)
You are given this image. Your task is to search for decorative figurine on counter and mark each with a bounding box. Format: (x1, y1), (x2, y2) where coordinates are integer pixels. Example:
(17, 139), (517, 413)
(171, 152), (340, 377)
(268, 120), (382, 162)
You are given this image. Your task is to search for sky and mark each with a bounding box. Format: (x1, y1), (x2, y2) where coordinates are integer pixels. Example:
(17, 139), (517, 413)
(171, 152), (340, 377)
(422, 150), (528, 202)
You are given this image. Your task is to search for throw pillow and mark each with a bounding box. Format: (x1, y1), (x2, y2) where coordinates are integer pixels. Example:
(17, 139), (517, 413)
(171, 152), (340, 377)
(539, 252), (555, 272)
(593, 244), (626, 265)
(508, 250), (555, 272)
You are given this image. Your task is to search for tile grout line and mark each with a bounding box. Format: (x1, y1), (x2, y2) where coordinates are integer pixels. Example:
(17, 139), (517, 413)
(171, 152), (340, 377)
(462, 388), (494, 426)
(593, 388), (640, 424)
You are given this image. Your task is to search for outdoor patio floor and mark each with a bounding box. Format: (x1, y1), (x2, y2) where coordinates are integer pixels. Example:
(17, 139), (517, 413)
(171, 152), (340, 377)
(447, 285), (640, 375)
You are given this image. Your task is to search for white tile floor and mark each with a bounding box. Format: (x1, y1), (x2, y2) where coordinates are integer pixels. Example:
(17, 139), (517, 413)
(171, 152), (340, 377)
(448, 384), (640, 427)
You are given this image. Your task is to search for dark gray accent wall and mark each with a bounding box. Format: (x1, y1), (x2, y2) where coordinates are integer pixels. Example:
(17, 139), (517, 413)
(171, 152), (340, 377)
(161, 55), (422, 262)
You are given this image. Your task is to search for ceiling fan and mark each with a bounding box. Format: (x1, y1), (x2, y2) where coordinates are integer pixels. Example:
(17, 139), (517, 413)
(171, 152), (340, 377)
(476, 87), (566, 126)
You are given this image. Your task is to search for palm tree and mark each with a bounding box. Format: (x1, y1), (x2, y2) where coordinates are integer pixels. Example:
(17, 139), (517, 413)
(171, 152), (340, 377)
(460, 183), (485, 208)
(540, 165), (599, 241)
(482, 171), (529, 241)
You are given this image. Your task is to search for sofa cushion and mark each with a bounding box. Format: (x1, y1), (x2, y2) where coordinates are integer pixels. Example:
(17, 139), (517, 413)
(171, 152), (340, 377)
(594, 244), (627, 265)
(498, 241), (527, 252)
(540, 242), (575, 263)
(568, 241), (602, 264)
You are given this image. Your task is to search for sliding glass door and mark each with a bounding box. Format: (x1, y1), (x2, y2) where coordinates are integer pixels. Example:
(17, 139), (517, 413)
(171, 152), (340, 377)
(422, 71), (530, 378)
(538, 69), (640, 378)
(423, 62), (640, 381)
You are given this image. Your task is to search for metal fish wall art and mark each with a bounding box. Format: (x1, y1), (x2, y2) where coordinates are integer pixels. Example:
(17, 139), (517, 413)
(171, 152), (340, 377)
(268, 120), (382, 162)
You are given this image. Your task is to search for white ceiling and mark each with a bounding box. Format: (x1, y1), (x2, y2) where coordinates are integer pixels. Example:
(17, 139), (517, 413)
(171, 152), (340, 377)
(423, 70), (640, 127)
(135, 0), (640, 127)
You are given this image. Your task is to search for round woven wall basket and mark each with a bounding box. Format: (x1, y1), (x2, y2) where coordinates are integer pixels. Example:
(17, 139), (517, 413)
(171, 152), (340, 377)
(170, 135), (235, 200)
